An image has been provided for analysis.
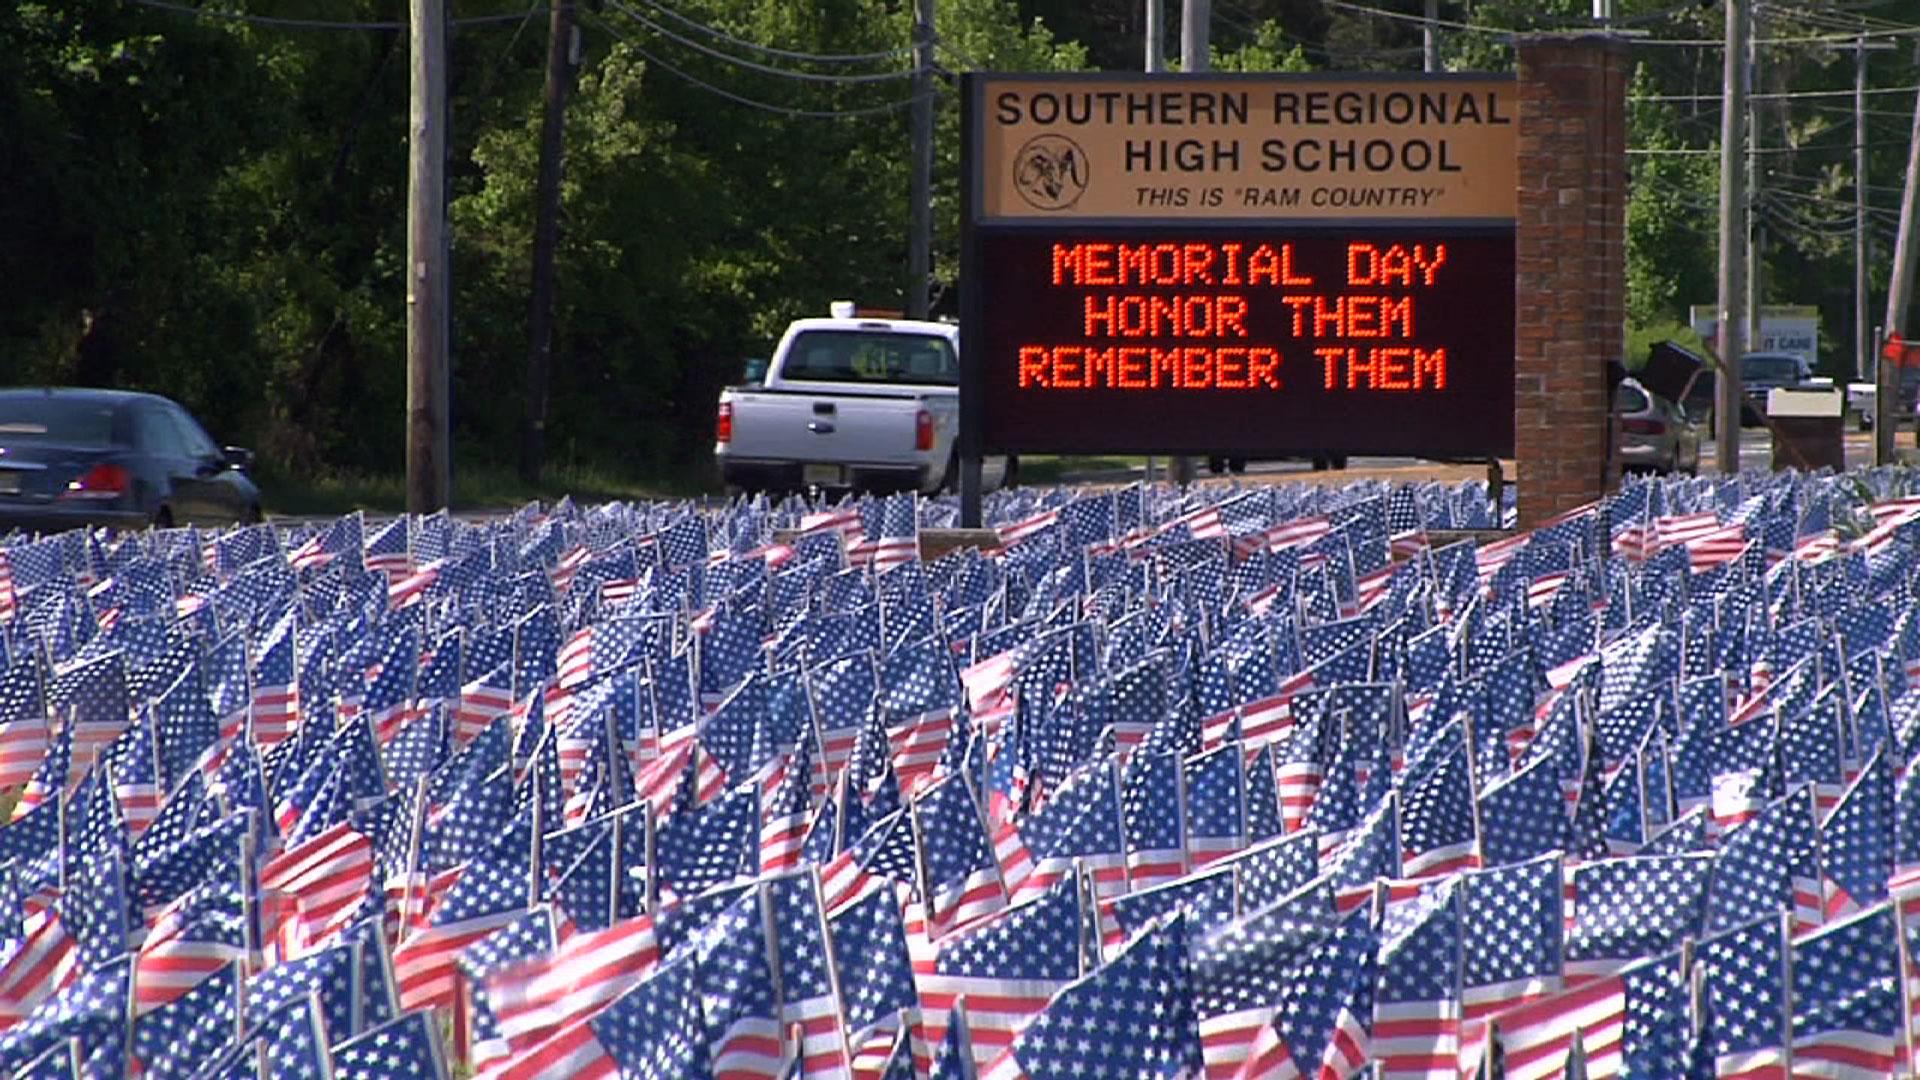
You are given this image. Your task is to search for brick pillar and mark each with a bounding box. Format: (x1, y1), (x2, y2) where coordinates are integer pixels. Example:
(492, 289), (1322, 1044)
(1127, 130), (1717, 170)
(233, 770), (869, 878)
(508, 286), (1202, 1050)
(1514, 34), (1629, 530)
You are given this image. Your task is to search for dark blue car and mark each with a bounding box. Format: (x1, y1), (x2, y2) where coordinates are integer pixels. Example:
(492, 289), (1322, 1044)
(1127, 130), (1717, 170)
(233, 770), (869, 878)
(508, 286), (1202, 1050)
(0, 387), (262, 534)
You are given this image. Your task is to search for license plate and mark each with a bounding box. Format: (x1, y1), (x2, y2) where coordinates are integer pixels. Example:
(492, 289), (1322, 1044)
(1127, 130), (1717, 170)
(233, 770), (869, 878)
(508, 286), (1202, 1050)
(802, 464), (846, 487)
(0, 472), (19, 495)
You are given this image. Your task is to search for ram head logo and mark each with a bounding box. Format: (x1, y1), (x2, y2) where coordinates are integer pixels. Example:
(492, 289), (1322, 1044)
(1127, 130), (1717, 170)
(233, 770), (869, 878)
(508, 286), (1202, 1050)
(1012, 134), (1089, 211)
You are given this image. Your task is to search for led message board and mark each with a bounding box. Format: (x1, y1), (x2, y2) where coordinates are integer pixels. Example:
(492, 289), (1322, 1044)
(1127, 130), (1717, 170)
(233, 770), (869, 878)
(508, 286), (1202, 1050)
(971, 228), (1514, 457)
(960, 73), (1518, 461)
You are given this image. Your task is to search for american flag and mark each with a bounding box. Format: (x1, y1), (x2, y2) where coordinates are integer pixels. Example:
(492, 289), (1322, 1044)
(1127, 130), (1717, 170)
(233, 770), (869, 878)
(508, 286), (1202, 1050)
(1788, 902), (1901, 1076)
(392, 845), (529, 1011)
(585, 952), (708, 1079)
(678, 884), (783, 1078)
(1121, 751), (1188, 891)
(826, 880), (919, 1055)
(1705, 785), (1822, 935)
(1183, 745), (1247, 869)
(1190, 875), (1338, 1078)
(1397, 721), (1480, 878)
(250, 609), (300, 747)
(1694, 914), (1791, 1079)
(0, 655), (47, 790)
(362, 516), (412, 583)
(484, 911), (659, 1065)
(1820, 742), (1894, 919)
(46, 649), (129, 772)
(332, 1010), (451, 1080)
(458, 905), (559, 1075)
(1371, 879), (1462, 1080)
(132, 958), (243, 1080)
(808, 652), (878, 798)
(259, 821), (373, 956)
(764, 868), (852, 1079)
(913, 773), (1008, 936)
(1563, 854), (1714, 983)
(1457, 854), (1563, 1030)
(1235, 905), (1375, 1080)
(980, 911), (1204, 1080)
(135, 868), (252, 1014)
(1009, 759), (1124, 904)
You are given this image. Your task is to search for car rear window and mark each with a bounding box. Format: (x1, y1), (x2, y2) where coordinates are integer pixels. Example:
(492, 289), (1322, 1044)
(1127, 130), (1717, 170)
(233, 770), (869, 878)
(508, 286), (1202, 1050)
(1616, 383), (1650, 412)
(1744, 355), (1804, 381)
(0, 398), (118, 448)
(780, 330), (958, 386)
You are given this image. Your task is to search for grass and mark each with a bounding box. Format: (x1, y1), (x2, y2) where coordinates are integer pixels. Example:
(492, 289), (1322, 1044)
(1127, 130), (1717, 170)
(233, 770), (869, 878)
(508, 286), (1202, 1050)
(258, 460), (707, 518)
(1017, 455), (1145, 484)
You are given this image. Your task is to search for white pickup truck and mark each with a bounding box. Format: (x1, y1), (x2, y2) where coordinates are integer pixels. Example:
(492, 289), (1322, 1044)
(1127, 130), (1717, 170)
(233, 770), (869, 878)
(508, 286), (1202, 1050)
(715, 302), (1011, 494)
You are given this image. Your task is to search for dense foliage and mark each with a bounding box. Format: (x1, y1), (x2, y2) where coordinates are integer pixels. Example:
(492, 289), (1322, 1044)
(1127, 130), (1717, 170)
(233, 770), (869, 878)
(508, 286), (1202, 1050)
(2, 0), (1914, 490)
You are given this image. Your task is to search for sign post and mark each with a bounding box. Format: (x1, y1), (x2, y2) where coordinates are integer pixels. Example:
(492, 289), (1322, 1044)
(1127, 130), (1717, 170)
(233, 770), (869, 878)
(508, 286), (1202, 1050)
(959, 73), (1519, 526)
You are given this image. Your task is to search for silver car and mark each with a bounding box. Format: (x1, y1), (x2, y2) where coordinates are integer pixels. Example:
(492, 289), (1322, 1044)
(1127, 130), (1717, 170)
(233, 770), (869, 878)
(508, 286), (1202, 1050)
(1617, 377), (1700, 475)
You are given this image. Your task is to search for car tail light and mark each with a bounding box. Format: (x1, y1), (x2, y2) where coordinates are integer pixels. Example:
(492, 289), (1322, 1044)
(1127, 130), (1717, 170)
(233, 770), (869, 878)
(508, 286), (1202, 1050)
(1621, 418), (1665, 435)
(60, 463), (130, 500)
(914, 408), (934, 452)
(716, 402), (733, 444)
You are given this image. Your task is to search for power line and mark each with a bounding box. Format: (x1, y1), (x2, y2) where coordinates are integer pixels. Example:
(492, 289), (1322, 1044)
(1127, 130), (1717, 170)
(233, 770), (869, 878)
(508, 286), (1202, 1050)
(615, 0), (914, 65)
(604, 0), (913, 83)
(1324, 0), (1920, 47)
(586, 17), (937, 119)
(1633, 83), (1920, 102)
(1628, 141), (1909, 154)
(126, 0), (544, 31)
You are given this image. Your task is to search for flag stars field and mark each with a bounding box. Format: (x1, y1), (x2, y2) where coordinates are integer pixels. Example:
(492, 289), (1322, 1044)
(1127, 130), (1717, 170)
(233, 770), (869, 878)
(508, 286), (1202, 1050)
(5, 474), (1920, 1074)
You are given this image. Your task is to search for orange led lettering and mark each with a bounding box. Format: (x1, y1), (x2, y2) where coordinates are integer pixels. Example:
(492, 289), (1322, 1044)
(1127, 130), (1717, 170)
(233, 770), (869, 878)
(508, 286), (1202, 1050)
(1215, 295), (1247, 337)
(1246, 244), (1311, 287)
(1020, 346), (1050, 387)
(1215, 348), (1245, 388)
(1147, 296), (1181, 336)
(1340, 296), (1414, 338)
(1221, 243), (1244, 286)
(1374, 347), (1413, 389)
(1181, 244), (1216, 285)
(1247, 348), (1281, 389)
(1051, 245), (1079, 286)
(1116, 348), (1149, 387)
(1413, 244), (1447, 285)
(1414, 347), (1447, 388)
(1181, 348), (1211, 388)
(1081, 244), (1116, 286)
(1087, 347), (1119, 387)
(1152, 347), (1182, 387)
(1317, 347), (1344, 388)
(1347, 243), (1414, 286)
(1052, 348), (1083, 387)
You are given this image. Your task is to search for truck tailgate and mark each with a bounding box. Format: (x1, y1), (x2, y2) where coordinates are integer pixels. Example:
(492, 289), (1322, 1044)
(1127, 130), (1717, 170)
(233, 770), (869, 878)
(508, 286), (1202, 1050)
(726, 390), (924, 465)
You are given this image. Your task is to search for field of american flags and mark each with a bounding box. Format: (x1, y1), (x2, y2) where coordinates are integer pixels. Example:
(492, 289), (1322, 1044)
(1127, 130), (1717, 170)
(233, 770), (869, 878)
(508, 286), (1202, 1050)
(2, 471), (1920, 1077)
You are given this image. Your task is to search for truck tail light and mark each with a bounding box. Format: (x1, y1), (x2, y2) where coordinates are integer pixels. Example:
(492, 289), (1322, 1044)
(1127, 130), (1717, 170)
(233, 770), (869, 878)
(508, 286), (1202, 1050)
(1621, 418), (1665, 436)
(914, 408), (934, 452)
(716, 402), (733, 444)
(60, 463), (130, 500)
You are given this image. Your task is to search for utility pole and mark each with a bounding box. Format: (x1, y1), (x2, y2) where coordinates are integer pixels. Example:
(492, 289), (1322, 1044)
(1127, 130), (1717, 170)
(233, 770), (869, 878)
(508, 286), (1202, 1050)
(1878, 75), (1920, 461)
(1423, 0), (1439, 73)
(1745, 9), (1761, 352)
(1143, 0), (1163, 485)
(1168, 0), (1208, 487)
(907, 0), (934, 319)
(1713, 0), (1748, 475)
(1180, 0), (1209, 73)
(520, 0), (577, 485)
(1856, 37), (1871, 386)
(1145, 0), (1164, 73)
(407, 0), (450, 512)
